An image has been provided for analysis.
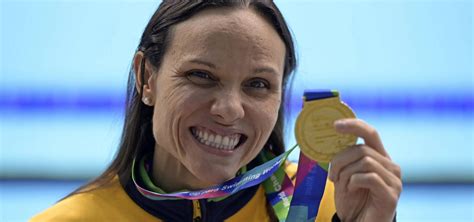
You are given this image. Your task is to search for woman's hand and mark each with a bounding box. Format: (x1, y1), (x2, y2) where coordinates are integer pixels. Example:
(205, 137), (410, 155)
(328, 119), (402, 222)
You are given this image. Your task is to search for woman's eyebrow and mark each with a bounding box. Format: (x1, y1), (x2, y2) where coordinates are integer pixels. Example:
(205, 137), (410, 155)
(188, 58), (279, 76)
(253, 67), (279, 76)
(188, 59), (216, 69)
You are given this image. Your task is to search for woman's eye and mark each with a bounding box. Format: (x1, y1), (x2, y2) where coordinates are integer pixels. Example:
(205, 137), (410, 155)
(247, 78), (270, 89)
(186, 71), (216, 86)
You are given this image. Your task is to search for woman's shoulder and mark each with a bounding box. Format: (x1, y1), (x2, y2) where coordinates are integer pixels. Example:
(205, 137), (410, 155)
(30, 176), (160, 222)
(30, 191), (104, 222)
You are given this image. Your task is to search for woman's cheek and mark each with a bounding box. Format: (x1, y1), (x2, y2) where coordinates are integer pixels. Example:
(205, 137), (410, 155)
(252, 98), (280, 135)
(262, 96), (281, 120)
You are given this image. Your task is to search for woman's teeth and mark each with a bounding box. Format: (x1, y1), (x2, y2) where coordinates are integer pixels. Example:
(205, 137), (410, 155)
(191, 128), (241, 151)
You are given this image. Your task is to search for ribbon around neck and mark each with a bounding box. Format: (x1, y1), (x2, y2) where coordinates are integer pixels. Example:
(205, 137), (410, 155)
(131, 145), (297, 200)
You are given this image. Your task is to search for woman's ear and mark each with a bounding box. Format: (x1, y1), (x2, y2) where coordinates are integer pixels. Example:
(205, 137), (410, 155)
(133, 51), (155, 106)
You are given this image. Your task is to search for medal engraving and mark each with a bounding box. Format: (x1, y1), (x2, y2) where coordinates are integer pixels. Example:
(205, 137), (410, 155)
(295, 96), (357, 162)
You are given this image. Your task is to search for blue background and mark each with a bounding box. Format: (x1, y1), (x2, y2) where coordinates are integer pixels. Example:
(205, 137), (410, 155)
(1, 0), (472, 221)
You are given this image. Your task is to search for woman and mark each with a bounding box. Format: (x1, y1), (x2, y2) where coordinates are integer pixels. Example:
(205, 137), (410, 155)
(32, 1), (401, 221)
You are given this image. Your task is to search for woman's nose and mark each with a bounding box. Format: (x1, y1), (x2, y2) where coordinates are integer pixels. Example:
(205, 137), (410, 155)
(210, 91), (245, 124)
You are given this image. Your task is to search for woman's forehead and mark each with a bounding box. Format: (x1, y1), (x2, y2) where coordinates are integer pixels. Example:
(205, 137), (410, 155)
(179, 8), (270, 33)
(166, 8), (286, 70)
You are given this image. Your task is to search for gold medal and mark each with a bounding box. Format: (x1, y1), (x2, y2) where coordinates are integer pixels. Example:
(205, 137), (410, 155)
(295, 93), (357, 162)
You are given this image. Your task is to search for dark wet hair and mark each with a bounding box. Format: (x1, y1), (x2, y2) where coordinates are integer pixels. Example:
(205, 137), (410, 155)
(70, 0), (296, 197)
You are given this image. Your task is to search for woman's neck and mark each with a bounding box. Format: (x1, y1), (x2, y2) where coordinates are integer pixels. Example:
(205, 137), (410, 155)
(151, 145), (211, 192)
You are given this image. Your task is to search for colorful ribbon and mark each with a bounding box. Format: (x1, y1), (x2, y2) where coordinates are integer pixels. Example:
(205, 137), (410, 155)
(131, 145), (296, 200)
(285, 90), (337, 221)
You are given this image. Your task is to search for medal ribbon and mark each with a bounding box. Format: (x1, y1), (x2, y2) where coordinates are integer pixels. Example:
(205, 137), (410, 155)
(286, 90), (339, 222)
(131, 145), (297, 200)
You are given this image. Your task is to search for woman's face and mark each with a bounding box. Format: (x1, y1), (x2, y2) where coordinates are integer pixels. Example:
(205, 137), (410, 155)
(147, 8), (286, 185)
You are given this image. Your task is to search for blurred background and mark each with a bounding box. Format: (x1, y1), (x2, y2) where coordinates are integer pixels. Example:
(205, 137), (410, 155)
(1, 0), (472, 221)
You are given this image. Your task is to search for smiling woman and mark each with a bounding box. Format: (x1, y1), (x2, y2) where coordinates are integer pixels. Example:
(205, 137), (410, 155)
(30, 1), (400, 222)
(137, 8), (286, 192)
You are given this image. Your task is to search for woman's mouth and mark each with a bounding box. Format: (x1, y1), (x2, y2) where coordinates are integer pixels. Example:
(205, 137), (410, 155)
(190, 127), (246, 151)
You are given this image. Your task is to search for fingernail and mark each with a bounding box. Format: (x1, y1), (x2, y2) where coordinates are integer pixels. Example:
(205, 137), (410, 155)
(328, 172), (334, 182)
(329, 174), (338, 182)
(328, 164), (336, 182)
(334, 119), (347, 128)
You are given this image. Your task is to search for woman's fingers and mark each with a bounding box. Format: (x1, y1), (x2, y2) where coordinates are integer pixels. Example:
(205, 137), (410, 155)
(334, 146), (402, 191)
(329, 145), (401, 183)
(348, 171), (402, 204)
(334, 118), (389, 158)
(329, 119), (402, 221)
